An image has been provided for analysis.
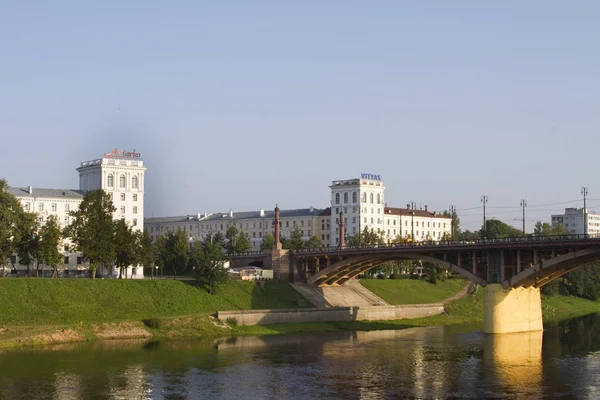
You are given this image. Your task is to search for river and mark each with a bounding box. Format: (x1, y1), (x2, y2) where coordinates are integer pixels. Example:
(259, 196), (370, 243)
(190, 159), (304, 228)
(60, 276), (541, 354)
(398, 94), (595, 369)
(1, 314), (599, 399)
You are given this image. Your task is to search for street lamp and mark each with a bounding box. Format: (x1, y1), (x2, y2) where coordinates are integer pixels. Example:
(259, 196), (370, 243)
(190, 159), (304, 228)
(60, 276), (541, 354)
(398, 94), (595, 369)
(582, 187), (588, 236)
(481, 195), (488, 239)
(520, 199), (527, 236)
(408, 201), (416, 241)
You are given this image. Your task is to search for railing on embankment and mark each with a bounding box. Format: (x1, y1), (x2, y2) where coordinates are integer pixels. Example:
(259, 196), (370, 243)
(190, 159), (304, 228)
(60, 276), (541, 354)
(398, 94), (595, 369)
(217, 304), (444, 326)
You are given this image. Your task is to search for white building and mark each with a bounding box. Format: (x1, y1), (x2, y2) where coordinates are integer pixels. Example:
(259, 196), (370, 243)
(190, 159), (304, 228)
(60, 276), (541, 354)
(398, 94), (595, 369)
(551, 207), (600, 236)
(8, 149), (146, 278)
(330, 174), (452, 245)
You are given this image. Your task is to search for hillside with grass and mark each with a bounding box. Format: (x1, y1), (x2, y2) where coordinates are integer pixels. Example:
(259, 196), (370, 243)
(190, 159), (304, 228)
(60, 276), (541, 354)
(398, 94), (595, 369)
(0, 279), (310, 326)
(360, 278), (468, 305)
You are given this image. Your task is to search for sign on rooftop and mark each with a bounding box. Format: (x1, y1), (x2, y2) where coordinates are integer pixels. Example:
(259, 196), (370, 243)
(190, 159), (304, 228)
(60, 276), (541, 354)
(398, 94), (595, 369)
(104, 148), (141, 159)
(361, 173), (381, 180)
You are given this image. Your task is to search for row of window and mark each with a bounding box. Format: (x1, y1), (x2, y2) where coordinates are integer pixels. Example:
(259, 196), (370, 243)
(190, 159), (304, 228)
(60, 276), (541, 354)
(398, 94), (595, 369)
(334, 192), (383, 205)
(107, 174), (140, 189)
(25, 202), (72, 213)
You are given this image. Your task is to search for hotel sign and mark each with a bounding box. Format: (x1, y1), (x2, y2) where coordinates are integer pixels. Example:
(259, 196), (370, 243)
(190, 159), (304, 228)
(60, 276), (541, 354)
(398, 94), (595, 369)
(104, 148), (141, 159)
(361, 173), (381, 180)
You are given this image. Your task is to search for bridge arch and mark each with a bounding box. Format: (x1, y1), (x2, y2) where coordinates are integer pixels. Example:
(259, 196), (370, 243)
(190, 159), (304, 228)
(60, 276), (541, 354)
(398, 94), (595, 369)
(307, 253), (487, 287)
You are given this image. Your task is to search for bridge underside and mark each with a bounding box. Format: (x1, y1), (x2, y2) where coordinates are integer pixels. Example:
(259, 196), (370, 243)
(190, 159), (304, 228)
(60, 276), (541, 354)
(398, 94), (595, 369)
(302, 247), (600, 289)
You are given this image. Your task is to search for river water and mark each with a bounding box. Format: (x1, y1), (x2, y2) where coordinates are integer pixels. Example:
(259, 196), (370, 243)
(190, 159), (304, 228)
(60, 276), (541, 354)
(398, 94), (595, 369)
(1, 314), (599, 400)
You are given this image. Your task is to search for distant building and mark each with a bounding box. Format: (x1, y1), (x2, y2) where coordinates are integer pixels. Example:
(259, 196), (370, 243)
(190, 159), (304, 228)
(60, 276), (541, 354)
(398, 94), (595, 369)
(8, 149), (146, 278)
(551, 208), (600, 236)
(146, 174), (452, 249)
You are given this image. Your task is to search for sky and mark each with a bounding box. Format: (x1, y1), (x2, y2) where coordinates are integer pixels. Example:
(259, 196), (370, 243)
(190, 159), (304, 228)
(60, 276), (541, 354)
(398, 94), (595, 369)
(1, 1), (599, 232)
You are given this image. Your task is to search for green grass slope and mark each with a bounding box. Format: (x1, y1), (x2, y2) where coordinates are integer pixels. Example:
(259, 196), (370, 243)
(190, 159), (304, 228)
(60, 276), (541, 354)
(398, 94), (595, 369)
(360, 278), (468, 305)
(0, 279), (309, 326)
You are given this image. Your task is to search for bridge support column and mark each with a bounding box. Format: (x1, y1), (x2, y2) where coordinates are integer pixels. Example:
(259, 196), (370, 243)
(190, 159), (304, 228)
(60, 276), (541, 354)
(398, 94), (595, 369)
(483, 284), (543, 334)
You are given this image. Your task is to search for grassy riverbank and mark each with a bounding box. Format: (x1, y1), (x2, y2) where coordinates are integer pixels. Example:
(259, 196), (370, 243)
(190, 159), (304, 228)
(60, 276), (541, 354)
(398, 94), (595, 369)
(360, 278), (468, 304)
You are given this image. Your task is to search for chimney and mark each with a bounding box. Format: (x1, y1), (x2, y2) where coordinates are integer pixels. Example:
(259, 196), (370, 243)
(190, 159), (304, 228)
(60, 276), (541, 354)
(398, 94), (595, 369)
(229, 209), (233, 218)
(260, 209), (265, 217)
(28, 186), (33, 194)
(425, 205), (428, 212)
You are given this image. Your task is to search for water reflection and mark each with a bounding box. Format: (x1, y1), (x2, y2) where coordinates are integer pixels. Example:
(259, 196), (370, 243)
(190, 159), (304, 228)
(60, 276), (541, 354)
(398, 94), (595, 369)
(0, 315), (599, 399)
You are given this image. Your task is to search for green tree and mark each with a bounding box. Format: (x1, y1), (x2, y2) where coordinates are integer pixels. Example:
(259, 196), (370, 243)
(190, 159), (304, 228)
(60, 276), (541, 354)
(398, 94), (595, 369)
(484, 219), (522, 239)
(261, 232), (275, 251)
(194, 235), (228, 294)
(533, 221), (571, 236)
(66, 190), (116, 279)
(283, 226), (305, 250)
(305, 235), (322, 249)
(138, 230), (155, 273)
(225, 222), (253, 254)
(347, 227), (385, 246)
(154, 235), (167, 278)
(0, 179), (27, 277)
(164, 229), (190, 279)
(113, 219), (138, 279)
(14, 211), (39, 277)
(39, 215), (63, 278)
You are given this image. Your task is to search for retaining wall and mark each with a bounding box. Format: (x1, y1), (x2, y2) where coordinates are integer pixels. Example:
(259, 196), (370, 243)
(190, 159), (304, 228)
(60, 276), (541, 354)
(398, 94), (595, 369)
(217, 303), (445, 326)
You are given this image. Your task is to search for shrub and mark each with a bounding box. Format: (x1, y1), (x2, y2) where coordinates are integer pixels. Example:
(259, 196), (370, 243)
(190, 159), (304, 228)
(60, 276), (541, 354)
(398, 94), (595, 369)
(226, 317), (238, 326)
(142, 318), (162, 329)
(377, 274), (386, 280)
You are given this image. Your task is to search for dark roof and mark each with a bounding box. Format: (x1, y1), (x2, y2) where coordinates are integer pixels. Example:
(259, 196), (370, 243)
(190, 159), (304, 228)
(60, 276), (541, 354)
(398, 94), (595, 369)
(384, 207), (451, 219)
(7, 187), (84, 199)
(319, 207), (331, 216)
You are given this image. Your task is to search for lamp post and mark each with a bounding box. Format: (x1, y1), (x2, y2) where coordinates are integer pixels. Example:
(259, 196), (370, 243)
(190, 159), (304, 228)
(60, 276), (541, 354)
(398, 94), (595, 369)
(520, 199), (527, 236)
(481, 195), (488, 239)
(582, 187), (588, 236)
(449, 204), (456, 240)
(409, 201), (416, 241)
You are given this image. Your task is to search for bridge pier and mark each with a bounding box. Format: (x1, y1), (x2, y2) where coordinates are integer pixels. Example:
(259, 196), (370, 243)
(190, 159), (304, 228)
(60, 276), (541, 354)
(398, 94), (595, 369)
(483, 284), (543, 334)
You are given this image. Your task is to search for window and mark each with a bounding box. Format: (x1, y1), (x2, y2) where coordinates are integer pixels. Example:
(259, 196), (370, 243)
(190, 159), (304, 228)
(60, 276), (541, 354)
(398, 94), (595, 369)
(364, 217), (367, 223)
(64, 256), (69, 265)
(133, 219), (137, 227)
(51, 203), (57, 212)
(362, 192), (367, 203)
(119, 175), (126, 188)
(322, 224), (325, 230)
(377, 194), (381, 204)
(301, 221), (304, 227)
(321, 234), (325, 240)
(77, 257), (83, 265)
(352, 192), (357, 203)
(133, 206), (138, 214)
(259, 232), (262, 238)
(370, 193), (374, 204)
(353, 217), (356, 223)
(107, 175), (114, 187)
(65, 203), (70, 212)
(38, 203), (44, 212)
(64, 245), (69, 252)
(344, 192), (348, 204)
(25, 202), (30, 211)
(335, 193), (340, 204)
(286, 221), (289, 227)
(133, 194), (137, 201)
(120, 193), (126, 201)
(132, 175), (139, 189)
(120, 206), (125, 214)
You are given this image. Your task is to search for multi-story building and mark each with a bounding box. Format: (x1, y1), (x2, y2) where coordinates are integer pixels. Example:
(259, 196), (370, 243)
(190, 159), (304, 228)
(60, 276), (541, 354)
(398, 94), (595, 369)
(145, 207), (330, 250)
(146, 173), (452, 250)
(330, 174), (452, 245)
(551, 208), (600, 236)
(8, 149), (146, 277)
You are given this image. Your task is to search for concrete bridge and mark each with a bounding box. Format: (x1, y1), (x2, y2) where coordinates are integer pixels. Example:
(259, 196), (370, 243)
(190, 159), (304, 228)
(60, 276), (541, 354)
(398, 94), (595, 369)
(229, 208), (600, 334)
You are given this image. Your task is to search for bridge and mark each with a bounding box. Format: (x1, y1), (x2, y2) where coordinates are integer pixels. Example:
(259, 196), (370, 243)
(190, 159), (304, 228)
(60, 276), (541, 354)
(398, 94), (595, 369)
(229, 208), (600, 334)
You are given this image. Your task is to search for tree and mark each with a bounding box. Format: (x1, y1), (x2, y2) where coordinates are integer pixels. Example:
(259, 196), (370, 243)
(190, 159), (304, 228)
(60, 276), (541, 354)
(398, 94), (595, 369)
(484, 219), (522, 239)
(14, 211), (39, 277)
(113, 219), (138, 279)
(305, 235), (322, 249)
(39, 215), (62, 278)
(138, 230), (155, 273)
(194, 235), (228, 294)
(261, 233), (275, 251)
(533, 221), (571, 236)
(154, 235), (167, 278)
(225, 222), (252, 254)
(283, 226), (305, 250)
(65, 190), (116, 279)
(347, 227), (385, 246)
(164, 229), (190, 279)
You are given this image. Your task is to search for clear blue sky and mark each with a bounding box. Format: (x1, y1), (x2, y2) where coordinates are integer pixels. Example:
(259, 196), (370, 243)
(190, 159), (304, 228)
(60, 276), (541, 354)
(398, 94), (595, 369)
(1, 1), (599, 231)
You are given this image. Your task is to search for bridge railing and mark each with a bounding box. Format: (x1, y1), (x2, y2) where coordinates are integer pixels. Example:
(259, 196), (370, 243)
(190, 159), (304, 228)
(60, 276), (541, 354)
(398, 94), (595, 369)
(291, 233), (600, 254)
(230, 234), (600, 257)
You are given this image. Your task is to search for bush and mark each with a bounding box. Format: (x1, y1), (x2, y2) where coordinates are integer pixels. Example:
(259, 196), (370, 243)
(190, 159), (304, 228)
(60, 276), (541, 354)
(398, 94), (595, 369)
(377, 274), (386, 280)
(142, 318), (162, 329)
(226, 317), (238, 326)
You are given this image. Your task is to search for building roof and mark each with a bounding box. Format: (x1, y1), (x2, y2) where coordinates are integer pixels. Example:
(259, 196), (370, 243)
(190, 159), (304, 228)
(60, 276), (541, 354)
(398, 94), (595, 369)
(7, 187), (84, 200)
(145, 207), (327, 224)
(384, 206), (451, 219)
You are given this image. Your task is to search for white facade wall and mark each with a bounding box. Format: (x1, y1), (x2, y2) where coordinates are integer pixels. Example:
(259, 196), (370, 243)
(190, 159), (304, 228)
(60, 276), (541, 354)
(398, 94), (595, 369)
(551, 208), (600, 236)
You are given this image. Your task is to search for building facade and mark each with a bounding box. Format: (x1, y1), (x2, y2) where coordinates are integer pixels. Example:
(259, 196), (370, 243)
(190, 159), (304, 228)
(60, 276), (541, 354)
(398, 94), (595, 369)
(146, 174), (452, 250)
(8, 149), (146, 277)
(551, 207), (600, 236)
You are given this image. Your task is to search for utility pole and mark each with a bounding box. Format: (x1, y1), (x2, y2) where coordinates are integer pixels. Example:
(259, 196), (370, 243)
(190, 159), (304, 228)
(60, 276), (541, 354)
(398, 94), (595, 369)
(409, 201), (416, 240)
(481, 195), (488, 239)
(449, 205), (456, 240)
(582, 187), (588, 236)
(520, 199), (527, 236)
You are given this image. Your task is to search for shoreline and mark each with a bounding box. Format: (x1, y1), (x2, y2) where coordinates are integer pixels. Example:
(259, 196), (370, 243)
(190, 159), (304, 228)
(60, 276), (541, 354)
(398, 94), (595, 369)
(2, 292), (599, 350)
